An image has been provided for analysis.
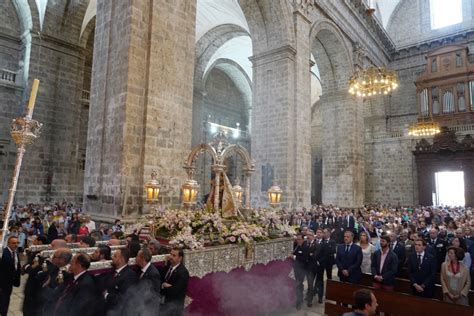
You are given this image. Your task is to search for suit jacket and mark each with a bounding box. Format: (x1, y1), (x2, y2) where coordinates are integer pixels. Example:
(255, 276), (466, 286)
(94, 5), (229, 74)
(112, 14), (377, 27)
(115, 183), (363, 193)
(371, 249), (399, 286)
(140, 263), (161, 296)
(159, 264), (189, 305)
(336, 244), (363, 283)
(426, 238), (447, 271)
(408, 252), (437, 292)
(54, 271), (100, 316)
(22, 257), (45, 316)
(391, 241), (406, 275)
(322, 239), (337, 266)
(307, 240), (324, 271)
(343, 215), (356, 230)
(104, 265), (138, 312)
(0, 247), (21, 291)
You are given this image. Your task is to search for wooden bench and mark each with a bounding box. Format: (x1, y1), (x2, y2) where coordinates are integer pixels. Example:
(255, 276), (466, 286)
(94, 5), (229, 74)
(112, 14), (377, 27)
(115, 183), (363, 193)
(360, 273), (474, 306)
(325, 279), (474, 316)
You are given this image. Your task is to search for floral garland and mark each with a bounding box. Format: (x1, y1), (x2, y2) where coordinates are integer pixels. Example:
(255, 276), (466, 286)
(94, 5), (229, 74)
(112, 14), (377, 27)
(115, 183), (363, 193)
(144, 208), (295, 250)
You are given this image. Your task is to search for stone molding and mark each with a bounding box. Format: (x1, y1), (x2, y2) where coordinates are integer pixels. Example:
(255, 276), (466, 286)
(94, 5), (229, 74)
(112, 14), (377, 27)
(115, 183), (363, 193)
(249, 45), (297, 67)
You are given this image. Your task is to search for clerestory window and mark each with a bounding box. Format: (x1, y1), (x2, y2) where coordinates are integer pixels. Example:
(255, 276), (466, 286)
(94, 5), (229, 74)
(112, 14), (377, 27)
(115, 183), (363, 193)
(430, 0), (463, 30)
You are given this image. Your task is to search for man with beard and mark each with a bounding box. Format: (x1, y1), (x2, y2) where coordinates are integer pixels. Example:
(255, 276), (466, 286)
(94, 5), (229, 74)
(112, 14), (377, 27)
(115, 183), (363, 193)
(371, 235), (398, 291)
(91, 244), (112, 262)
(159, 247), (190, 316)
(103, 248), (138, 314)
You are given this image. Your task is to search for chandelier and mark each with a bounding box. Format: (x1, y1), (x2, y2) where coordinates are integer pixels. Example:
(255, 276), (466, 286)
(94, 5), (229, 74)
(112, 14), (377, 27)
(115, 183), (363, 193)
(348, 66), (399, 97)
(408, 120), (441, 137)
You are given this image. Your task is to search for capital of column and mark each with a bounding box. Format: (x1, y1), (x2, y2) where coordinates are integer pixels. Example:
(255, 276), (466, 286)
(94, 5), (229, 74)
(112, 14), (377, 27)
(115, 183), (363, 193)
(249, 45), (297, 67)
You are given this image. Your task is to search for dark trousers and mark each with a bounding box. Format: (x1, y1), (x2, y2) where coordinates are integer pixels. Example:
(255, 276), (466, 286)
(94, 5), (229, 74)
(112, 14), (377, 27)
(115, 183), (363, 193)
(324, 263), (333, 280)
(294, 265), (306, 306)
(0, 286), (12, 316)
(306, 267), (324, 301)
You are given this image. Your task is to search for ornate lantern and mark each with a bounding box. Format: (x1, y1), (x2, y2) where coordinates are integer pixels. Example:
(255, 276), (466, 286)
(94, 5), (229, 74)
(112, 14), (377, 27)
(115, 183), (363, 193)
(232, 179), (243, 203)
(145, 170), (160, 203)
(268, 182), (283, 208)
(182, 179), (200, 207)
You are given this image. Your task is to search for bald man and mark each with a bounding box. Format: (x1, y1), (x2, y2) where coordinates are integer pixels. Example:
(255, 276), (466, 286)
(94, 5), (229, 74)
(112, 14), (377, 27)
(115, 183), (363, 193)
(49, 239), (67, 250)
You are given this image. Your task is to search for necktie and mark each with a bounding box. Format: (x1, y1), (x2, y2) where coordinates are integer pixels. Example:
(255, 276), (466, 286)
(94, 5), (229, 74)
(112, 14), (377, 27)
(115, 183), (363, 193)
(165, 267), (173, 281)
(345, 245), (350, 253)
(417, 254), (422, 269)
(12, 251), (18, 270)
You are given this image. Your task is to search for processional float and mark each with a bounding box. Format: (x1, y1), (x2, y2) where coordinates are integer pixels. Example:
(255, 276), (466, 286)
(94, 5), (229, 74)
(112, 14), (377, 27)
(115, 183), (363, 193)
(0, 79), (42, 253)
(182, 131), (255, 217)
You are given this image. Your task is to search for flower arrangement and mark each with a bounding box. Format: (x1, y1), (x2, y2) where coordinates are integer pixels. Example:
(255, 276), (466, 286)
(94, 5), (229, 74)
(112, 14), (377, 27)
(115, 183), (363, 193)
(169, 226), (204, 250)
(222, 221), (268, 244)
(144, 208), (295, 250)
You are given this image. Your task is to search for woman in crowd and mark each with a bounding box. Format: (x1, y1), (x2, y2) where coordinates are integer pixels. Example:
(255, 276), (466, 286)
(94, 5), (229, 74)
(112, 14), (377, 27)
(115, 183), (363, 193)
(31, 217), (44, 236)
(78, 219), (90, 236)
(441, 247), (471, 306)
(446, 237), (471, 269)
(68, 212), (81, 234)
(358, 231), (375, 274)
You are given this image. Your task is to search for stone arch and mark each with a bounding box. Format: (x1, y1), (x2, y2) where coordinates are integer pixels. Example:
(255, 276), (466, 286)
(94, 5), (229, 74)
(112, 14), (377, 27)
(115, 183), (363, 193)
(238, 0), (295, 55)
(79, 15), (96, 49)
(309, 19), (353, 94)
(194, 24), (250, 93)
(221, 144), (254, 171)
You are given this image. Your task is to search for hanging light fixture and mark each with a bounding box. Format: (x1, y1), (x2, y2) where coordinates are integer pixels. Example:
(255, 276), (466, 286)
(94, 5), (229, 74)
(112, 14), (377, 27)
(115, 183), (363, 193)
(348, 66), (399, 97)
(408, 119), (441, 137)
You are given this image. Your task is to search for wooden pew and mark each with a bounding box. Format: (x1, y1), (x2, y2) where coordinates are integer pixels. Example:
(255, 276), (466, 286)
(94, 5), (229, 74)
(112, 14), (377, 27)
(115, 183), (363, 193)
(325, 279), (474, 316)
(360, 273), (474, 306)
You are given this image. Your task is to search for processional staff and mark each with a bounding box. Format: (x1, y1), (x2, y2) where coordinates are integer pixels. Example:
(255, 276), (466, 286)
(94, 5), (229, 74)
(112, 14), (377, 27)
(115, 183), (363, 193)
(0, 79), (42, 253)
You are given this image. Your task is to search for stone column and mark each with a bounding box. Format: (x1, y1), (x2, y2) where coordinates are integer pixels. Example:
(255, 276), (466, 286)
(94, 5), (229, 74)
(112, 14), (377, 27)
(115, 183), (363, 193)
(249, 10), (311, 208)
(320, 92), (365, 207)
(84, 0), (196, 221)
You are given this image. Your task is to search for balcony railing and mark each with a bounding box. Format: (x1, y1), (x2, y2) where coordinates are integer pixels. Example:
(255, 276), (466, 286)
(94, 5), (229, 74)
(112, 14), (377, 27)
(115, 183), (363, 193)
(0, 69), (16, 84)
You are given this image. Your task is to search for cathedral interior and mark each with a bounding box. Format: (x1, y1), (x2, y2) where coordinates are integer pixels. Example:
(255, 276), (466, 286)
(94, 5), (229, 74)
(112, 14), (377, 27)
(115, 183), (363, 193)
(0, 0), (473, 221)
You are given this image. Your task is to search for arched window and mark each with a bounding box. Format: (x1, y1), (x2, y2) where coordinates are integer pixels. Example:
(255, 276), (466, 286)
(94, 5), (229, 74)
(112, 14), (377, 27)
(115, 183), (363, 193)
(457, 83), (465, 112)
(442, 89), (454, 114)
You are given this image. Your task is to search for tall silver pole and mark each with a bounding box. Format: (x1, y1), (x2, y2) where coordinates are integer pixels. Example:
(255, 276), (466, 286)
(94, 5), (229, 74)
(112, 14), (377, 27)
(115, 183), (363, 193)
(1, 79), (42, 251)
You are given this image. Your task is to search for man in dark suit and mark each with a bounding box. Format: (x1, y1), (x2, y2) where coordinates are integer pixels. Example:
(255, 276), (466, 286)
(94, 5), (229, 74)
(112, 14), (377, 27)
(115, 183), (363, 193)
(322, 228), (337, 280)
(371, 235), (398, 291)
(104, 248), (138, 314)
(36, 248), (73, 314)
(0, 236), (21, 316)
(388, 232), (406, 277)
(22, 235), (48, 316)
(291, 234), (308, 310)
(343, 211), (356, 233)
(408, 239), (437, 298)
(53, 253), (99, 316)
(426, 228), (447, 272)
(336, 231), (363, 284)
(134, 247), (161, 316)
(305, 230), (324, 306)
(159, 247), (190, 316)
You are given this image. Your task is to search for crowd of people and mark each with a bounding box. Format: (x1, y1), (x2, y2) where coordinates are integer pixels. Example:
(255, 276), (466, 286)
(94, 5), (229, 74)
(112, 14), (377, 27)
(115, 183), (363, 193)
(290, 204), (473, 310)
(0, 202), (189, 316)
(0, 202), (473, 315)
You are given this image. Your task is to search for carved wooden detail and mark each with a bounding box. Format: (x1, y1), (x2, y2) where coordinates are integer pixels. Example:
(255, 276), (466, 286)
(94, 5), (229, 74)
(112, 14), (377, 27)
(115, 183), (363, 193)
(415, 45), (474, 126)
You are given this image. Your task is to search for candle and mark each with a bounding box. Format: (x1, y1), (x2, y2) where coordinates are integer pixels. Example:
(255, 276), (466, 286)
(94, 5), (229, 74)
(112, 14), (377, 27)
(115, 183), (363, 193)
(27, 79), (40, 118)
